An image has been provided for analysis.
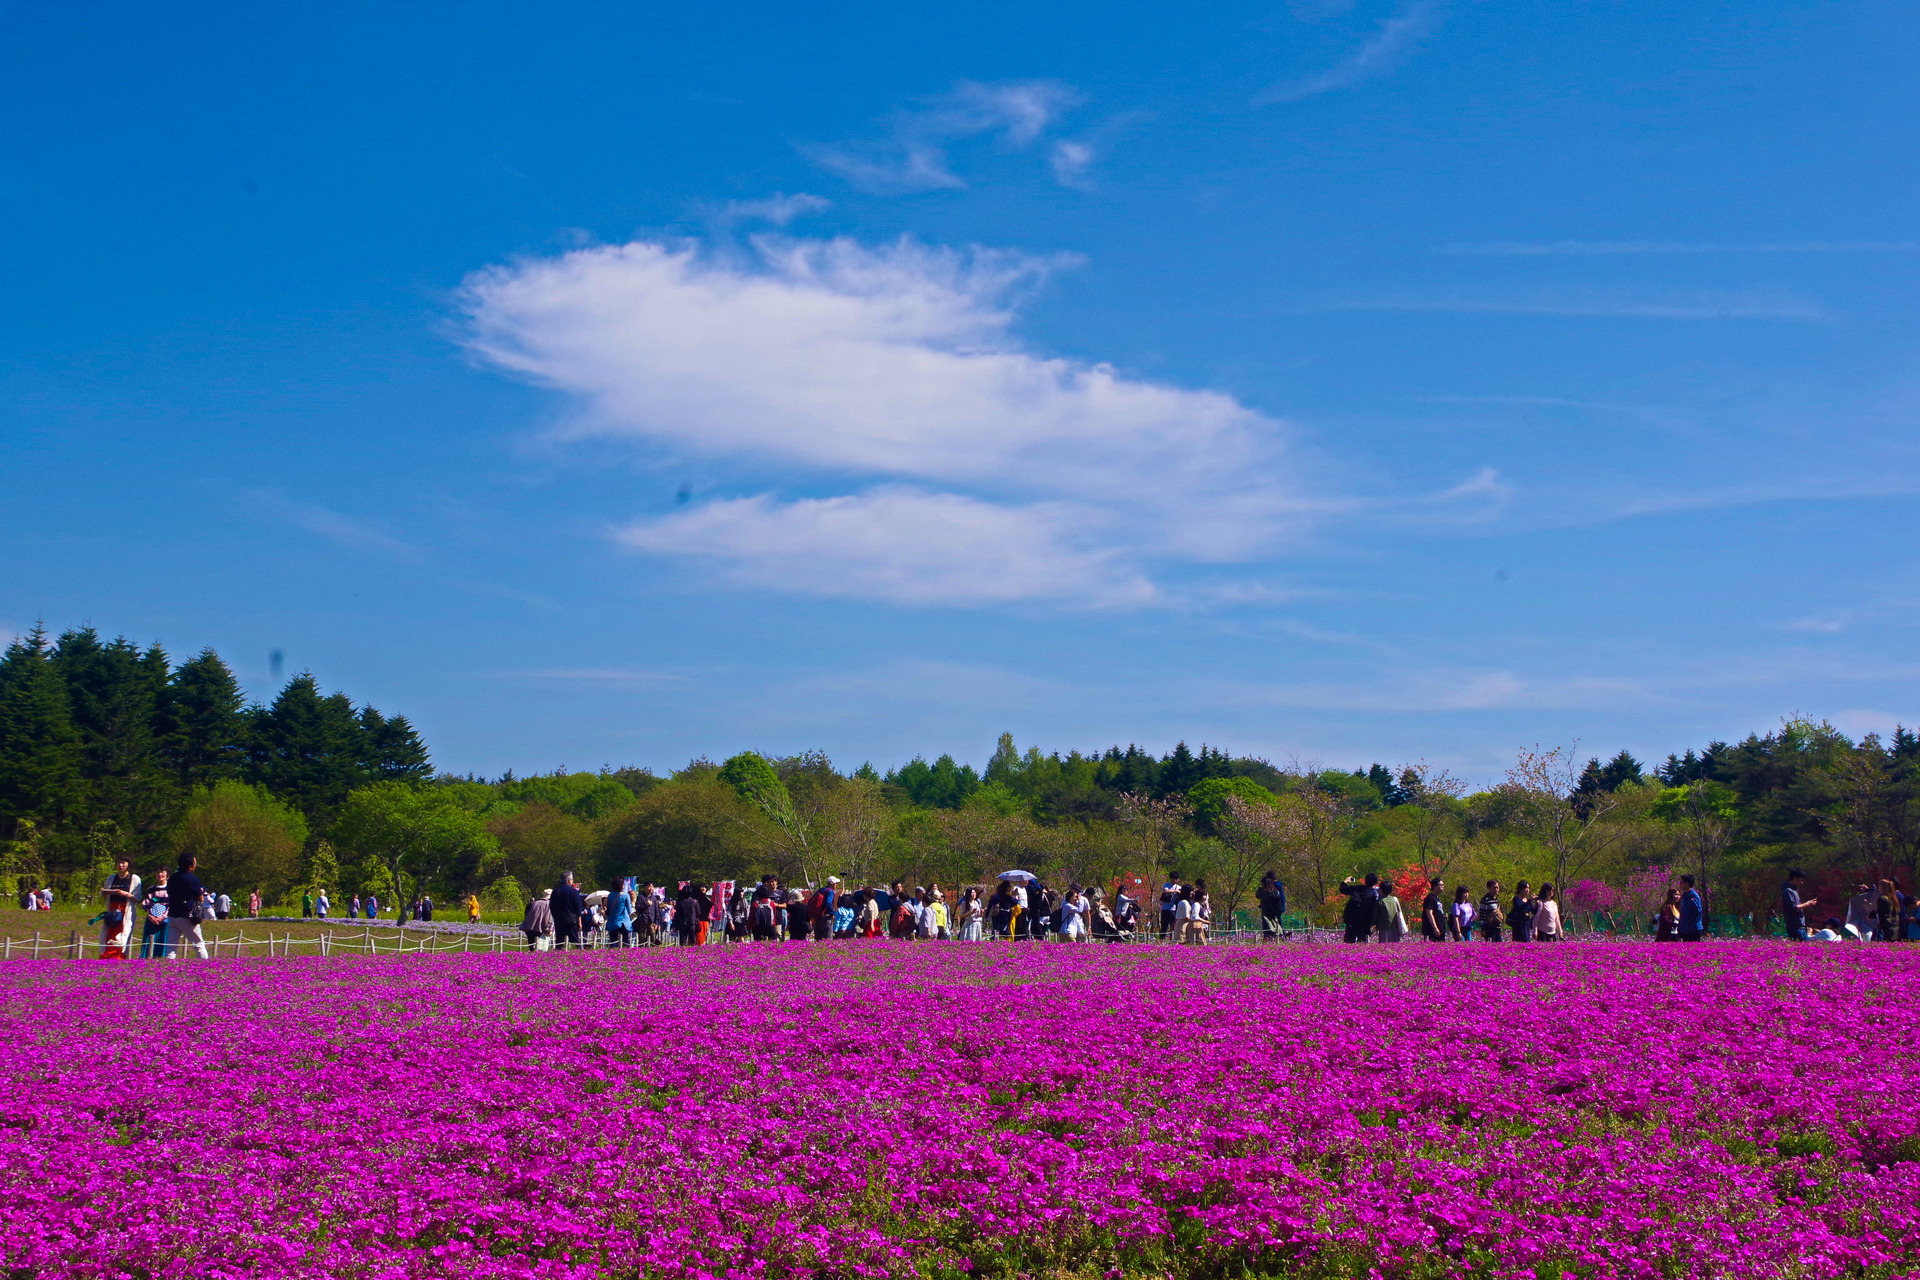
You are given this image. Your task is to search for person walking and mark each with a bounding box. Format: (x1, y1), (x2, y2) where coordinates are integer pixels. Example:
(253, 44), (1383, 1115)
(1533, 884), (1563, 941)
(315, 889), (330, 920)
(1338, 874), (1381, 944)
(466, 893), (481, 924)
(98, 858), (141, 960)
(301, 890), (314, 919)
(521, 890), (555, 951)
(1507, 882), (1537, 943)
(1374, 880), (1407, 943)
(1257, 873), (1287, 940)
(139, 869), (170, 960)
(550, 872), (586, 949)
(1677, 875), (1705, 942)
(1420, 879), (1448, 942)
(1477, 881), (1505, 942)
(1451, 885), (1475, 942)
(167, 854), (210, 960)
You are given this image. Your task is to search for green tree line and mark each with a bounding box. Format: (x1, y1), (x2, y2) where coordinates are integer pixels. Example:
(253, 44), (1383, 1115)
(5, 628), (1917, 928)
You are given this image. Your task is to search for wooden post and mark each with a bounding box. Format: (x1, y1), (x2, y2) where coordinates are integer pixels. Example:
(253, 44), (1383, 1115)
(68, 930), (80, 960)
(33, 931), (42, 959)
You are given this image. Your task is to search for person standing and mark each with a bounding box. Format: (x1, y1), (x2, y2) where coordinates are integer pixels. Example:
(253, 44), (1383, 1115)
(1875, 880), (1902, 946)
(315, 889), (330, 920)
(98, 858), (141, 960)
(465, 893), (481, 923)
(1338, 874), (1380, 944)
(606, 878), (635, 948)
(1677, 875), (1705, 942)
(1060, 885), (1090, 941)
(139, 869), (170, 960)
(1533, 884), (1563, 941)
(1477, 881), (1505, 942)
(1374, 880), (1407, 943)
(1451, 885), (1475, 942)
(957, 888), (985, 941)
(926, 884), (950, 940)
(1847, 884), (1877, 941)
(1420, 879), (1448, 942)
(1781, 870), (1815, 941)
(521, 890), (555, 951)
(550, 872), (586, 949)
(1507, 882), (1537, 943)
(301, 890), (314, 919)
(248, 890), (260, 918)
(167, 854), (210, 960)
(1114, 883), (1140, 937)
(1158, 876), (1182, 940)
(810, 878), (839, 941)
(364, 893), (379, 920)
(1256, 873), (1287, 940)
(1655, 888), (1681, 941)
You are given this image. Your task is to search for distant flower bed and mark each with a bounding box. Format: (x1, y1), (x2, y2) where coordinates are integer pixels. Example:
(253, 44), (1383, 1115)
(3, 943), (1917, 1278)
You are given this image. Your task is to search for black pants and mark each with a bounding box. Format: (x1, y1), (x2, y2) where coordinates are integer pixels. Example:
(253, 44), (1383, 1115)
(606, 925), (632, 948)
(554, 917), (582, 948)
(1343, 923), (1370, 943)
(1158, 910), (1175, 939)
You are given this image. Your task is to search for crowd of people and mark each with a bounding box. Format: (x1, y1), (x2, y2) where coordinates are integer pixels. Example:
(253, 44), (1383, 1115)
(45, 857), (1920, 962)
(514, 871), (1266, 950)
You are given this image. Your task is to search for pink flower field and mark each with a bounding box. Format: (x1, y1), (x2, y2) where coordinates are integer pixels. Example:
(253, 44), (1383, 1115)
(3, 943), (1918, 1279)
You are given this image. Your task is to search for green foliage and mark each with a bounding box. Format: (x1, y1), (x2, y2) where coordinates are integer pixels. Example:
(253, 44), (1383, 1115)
(1186, 776), (1278, 831)
(493, 771), (636, 821)
(331, 782), (499, 903)
(167, 780), (309, 900)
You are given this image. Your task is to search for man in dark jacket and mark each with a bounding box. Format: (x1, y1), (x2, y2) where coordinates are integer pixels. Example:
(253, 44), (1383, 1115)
(1678, 875), (1706, 941)
(550, 872), (586, 949)
(167, 854), (210, 960)
(1256, 873), (1287, 939)
(1338, 874), (1379, 943)
(1508, 881), (1538, 943)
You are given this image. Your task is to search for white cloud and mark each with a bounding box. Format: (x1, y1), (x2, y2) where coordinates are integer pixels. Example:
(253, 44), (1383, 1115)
(705, 192), (831, 228)
(806, 80), (1086, 193)
(1257, 0), (1445, 104)
(618, 488), (1156, 607)
(460, 234), (1306, 607)
(1049, 140), (1097, 190)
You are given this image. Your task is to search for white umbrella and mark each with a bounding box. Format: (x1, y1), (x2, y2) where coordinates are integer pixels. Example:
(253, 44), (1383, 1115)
(996, 870), (1035, 882)
(584, 890), (610, 906)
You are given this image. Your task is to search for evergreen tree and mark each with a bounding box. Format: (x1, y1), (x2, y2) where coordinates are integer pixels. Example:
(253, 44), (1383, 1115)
(1367, 763), (1405, 806)
(358, 707), (432, 783)
(49, 628), (174, 841)
(1158, 741), (1201, 797)
(984, 733), (1020, 787)
(1597, 749), (1644, 791)
(249, 673), (369, 825)
(0, 629), (81, 832)
(159, 648), (249, 787)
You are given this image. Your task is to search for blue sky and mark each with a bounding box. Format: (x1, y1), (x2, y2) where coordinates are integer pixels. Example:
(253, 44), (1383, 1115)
(3, 1), (1916, 782)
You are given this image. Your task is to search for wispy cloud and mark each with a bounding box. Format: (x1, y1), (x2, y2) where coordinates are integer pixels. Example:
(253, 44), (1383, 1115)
(1324, 289), (1835, 322)
(804, 81), (1087, 193)
(1257, 0), (1445, 104)
(253, 493), (425, 563)
(460, 233), (1314, 609)
(1434, 239), (1920, 256)
(702, 192), (831, 228)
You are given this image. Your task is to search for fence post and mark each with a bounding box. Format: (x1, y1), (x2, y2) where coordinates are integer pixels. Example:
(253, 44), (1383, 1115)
(33, 932), (42, 959)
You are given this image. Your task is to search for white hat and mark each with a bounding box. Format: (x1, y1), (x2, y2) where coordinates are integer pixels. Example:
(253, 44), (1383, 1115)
(827, 876), (841, 884)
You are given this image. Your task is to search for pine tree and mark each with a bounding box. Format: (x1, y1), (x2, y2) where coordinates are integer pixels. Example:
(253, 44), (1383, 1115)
(1158, 741), (1201, 797)
(1597, 749), (1644, 791)
(249, 673), (369, 825)
(49, 628), (174, 842)
(359, 707), (432, 783)
(0, 629), (81, 832)
(159, 648), (249, 786)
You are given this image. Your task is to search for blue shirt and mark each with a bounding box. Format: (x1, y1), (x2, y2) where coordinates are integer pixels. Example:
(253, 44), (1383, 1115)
(1679, 888), (1704, 933)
